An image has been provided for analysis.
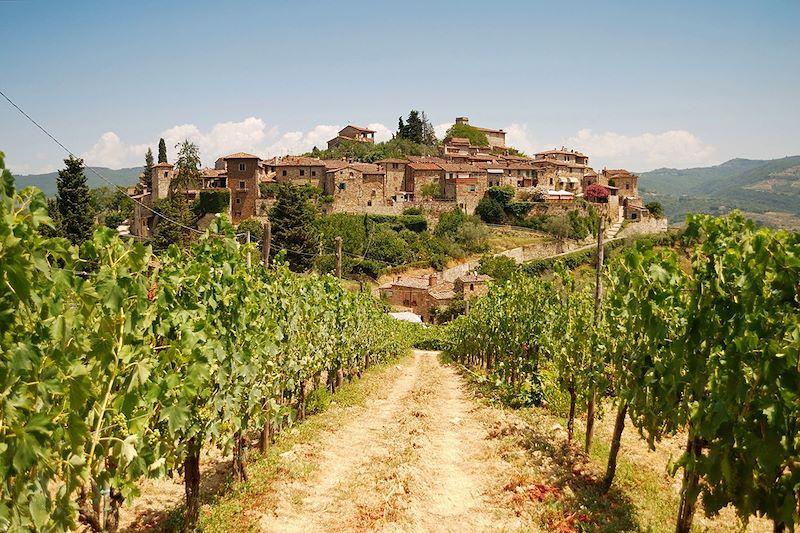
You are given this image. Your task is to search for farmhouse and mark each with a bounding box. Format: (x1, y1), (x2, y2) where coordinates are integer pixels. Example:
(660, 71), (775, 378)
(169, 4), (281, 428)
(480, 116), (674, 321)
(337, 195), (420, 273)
(327, 125), (376, 149)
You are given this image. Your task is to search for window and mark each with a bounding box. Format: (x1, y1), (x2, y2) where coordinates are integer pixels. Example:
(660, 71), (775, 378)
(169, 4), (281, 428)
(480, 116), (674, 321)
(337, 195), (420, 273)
(470, 283), (474, 290)
(625, 183), (630, 189)
(235, 197), (241, 204)
(367, 200), (372, 206)
(239, 180), (246, 189)
(300, 169), (305, 176)
(282, 170), (287, 176)
(339, 182), (346, 190)
(239, 162), (246, 171)
(164, 171), (168, 177)
(311, 170), (316, 176)
(468, 184), (476, 192)
(392, 163), (398, 169)
(549, 178), (554, 185)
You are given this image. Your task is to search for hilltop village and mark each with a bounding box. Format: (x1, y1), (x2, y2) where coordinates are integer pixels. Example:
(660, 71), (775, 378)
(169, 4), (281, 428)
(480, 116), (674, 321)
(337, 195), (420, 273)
(130, 116), (651, 238)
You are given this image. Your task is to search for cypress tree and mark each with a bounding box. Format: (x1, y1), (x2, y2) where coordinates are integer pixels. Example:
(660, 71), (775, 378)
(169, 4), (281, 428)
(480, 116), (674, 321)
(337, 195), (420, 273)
(397, 116), (405, 138)
(158, 138), (168, 163)
(269, 184), (320, 272)
(56, 155), (95, 246)
(405, 110), (424, 144)
(142, 148), (154, 191)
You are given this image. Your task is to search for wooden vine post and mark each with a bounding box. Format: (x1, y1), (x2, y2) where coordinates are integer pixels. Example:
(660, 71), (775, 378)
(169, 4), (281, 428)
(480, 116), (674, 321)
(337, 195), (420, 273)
(585, 214), (605, 453)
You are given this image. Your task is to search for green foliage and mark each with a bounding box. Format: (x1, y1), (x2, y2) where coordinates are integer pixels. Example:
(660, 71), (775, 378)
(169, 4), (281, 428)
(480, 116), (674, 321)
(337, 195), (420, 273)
(260, 182), (279, 198)
(475, 196), (504, 223)
(306, 136), (437, 163)
(478, 254), (518, 282)
(55, 155), (95, 245)
(645, 201), (663, 218)
(420, 182), (441, 199)
(157, 138), (167, 164)
(445, 123), (489, 146)
(237, 218), (264, 245)
(402, 207), (422, 215)
(397, 110), (437, 146)
(505, 201), (534, 218)
(199, 189), (231, 215)
(269, 184), (321, 272)
(143, 148), (154, 191)
(487, 185), (514, 207)
(172, 140), (201, 196)
(151, 197), (196, 252)
(0, 155), (411, 531)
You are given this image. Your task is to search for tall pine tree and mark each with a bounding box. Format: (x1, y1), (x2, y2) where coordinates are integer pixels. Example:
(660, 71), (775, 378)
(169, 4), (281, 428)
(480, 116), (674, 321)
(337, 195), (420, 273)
(269, 184), (320, 272)
(142, 148), (154, 191)
(158, 138), (168, 163)
(404, 110), (424, 144)
(55, 156), (95, 246)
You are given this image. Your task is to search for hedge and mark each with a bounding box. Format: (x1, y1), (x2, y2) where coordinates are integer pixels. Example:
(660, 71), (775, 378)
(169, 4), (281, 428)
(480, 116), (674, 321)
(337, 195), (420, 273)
(199, 190), (231, 214)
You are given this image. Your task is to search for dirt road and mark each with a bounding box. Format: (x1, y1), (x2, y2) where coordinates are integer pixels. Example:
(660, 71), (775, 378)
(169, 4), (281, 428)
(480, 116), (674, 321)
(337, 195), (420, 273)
(257, 350), (523, 533)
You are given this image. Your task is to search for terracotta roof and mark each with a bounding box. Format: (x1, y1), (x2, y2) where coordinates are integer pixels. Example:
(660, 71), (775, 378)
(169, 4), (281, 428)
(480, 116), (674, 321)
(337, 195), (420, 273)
(223, 152), (260, 159)
(472, 125), (505, 134)
(439, 163), (484, 173)
(376, 158), (410, 164)
(504, 163), (535, 170)
(468, 153), (496, 161)
(153, 162), (173, 168)
(340, 124), (376, 134)
(584, 168), (598, 177)
(322, 159), (349, 170)
(350, 162), (384, 174)
(201, 168), (226, 177)
(407, 162), (443, 171)
(391, 277), (433, 289)
(407, 156), (447, 163)
(602, 169), (637, 178)
(535, 148), (588, 158)
(274, 156), (326, 167)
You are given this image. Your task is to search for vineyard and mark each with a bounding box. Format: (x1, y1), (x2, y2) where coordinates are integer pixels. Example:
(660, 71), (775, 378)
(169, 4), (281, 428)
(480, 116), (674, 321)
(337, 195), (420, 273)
(0, 154), (410, 532)
(445, 212), (800, 531)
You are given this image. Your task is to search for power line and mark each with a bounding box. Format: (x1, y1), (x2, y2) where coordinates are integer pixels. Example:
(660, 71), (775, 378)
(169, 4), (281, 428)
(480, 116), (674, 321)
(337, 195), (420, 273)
(0, 89), (204, 235)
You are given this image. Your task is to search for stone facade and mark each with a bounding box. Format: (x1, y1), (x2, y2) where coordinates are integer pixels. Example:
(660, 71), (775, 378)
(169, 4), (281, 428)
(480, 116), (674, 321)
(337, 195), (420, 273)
(327, 163), (386, 210)
(376, 159), (409, 202)
(454, 117), (506, 148)
(223, 153), (261, 222)
(327, 125), (376, 149)
(454, 274), (491, 300)
(269, 156), (327, 189)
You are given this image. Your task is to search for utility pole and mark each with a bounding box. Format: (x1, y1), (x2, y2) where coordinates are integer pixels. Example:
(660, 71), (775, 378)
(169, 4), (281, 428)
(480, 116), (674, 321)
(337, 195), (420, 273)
(262, 220), (271, 266)
(335, 236), (342, 278)
(585, 215), (605, 453)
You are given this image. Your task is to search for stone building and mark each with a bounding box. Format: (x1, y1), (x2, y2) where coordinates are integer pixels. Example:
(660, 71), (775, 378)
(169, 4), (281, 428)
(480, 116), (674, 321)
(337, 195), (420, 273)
(222, 152), (261, 222)
(453, 117), (506, 148)
(454, 273), (492, 300)
(268, 156), (327, 189)
(406, 161), (445, 200)
(533, 148), (590, 193)
(601, 169), (638, 198)
(376, 158), (410, 202)
(440, 163), (488, 214)
(326, 125), (376, 149)
(326, 162), (386, 209)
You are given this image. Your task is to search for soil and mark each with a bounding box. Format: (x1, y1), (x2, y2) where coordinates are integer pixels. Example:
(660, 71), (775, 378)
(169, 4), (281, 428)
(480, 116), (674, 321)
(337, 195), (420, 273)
(256, 350), (524, 532)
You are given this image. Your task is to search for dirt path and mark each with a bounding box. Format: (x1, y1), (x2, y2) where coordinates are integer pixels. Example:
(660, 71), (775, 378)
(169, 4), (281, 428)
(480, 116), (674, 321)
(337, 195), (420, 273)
(257, 350), (523, 533)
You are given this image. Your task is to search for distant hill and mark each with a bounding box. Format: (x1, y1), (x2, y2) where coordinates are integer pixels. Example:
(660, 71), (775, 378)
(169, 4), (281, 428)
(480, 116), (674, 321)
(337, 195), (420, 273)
(13, 166), (142, 196)
(639, 156), (800, 229)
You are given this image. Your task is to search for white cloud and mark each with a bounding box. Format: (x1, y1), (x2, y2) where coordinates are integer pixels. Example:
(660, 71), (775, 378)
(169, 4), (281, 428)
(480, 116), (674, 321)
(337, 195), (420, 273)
(82, 131), (148, 168)
(503, 123), (542, 155)
(563, 128), (716, 171)
(367, 123), (393, 143)
(264, 124), (340, 156)
(434, 122), (451, 140)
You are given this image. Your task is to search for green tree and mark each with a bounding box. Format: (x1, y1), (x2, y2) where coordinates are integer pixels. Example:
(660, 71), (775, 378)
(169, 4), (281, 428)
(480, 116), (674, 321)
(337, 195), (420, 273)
(445, 123), (489, 146)
(403, 110), (424, 143)
(475, 196), (504, 224)
(269, 184), (321, 272)
(237, 218), (264, 245)
(420, 111), (437, 146)
(142, 147), (154, 191)
(645, 201), (664, 218)
(172, 140), (201, 197)
(56, 155), (95, 246)
(545, 215), (571, 253)
(151, 197), (194, 251)
(478, 254), (518, 282)
(158, 138), (167, 163)
(420, 182), (440, 199)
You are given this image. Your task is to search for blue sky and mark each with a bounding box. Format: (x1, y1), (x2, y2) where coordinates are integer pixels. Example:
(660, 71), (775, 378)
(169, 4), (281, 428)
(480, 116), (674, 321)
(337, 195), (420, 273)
(1, 0), (798, 174)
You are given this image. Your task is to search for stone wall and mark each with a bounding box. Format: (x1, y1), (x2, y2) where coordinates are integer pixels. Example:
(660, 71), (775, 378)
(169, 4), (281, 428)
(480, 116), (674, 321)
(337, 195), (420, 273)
(616, 217), (669, 239)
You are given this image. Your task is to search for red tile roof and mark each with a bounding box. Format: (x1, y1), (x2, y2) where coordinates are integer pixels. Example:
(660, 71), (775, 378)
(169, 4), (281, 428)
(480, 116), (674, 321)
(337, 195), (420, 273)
(341, 125), (376, 134)
(274, 156), (326, 167)
(223, 152), (260, 159)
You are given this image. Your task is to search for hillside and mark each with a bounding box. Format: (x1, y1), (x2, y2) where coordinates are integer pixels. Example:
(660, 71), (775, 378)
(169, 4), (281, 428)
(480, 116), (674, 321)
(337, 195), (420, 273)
(639, 156), (800, 229)
(14, 166), (141, 196)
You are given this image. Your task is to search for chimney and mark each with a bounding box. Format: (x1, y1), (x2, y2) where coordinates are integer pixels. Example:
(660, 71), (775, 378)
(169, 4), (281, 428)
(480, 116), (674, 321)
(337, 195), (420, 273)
(428, 273), (437, 287)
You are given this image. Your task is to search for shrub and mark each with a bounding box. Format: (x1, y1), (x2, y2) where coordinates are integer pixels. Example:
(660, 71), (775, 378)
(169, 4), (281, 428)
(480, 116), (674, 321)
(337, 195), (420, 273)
(646, 201), (664, 218)
(199, 189), (230, 214)
(445, 123), (489, 146)
(487, 185), (514, 207)
(506, 201), (534, 219)
(237, 218), (264, 245)
(530, 185), (549, 202)
(584, 183), (609, 202)
(403, 207), (422, 215)
(478, 254), (518, 282)
(475, 197), (504, 224)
